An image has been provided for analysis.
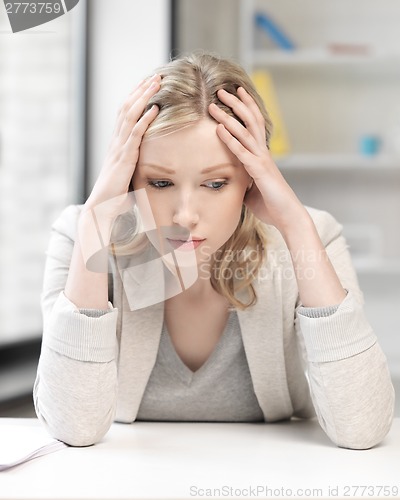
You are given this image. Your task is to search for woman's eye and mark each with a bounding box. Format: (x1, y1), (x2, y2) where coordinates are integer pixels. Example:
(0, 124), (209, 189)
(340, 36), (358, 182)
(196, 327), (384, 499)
(147, 180), (172, 189)
(204, 180), (227, 190)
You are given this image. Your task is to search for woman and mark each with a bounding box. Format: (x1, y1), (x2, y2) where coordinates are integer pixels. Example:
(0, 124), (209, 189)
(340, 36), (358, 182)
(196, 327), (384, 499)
(34, 52), (394, 449)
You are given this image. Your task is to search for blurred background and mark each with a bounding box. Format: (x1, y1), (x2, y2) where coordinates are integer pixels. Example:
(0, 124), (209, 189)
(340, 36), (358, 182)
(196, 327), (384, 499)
(0, 0), (398, 417)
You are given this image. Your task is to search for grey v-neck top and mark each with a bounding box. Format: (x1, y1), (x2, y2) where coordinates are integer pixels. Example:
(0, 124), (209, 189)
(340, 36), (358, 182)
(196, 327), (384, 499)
(136, 310), (265, 422)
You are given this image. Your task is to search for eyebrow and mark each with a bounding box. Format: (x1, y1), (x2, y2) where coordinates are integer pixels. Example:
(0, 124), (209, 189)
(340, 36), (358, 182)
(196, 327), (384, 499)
(138, 163), (236, 174)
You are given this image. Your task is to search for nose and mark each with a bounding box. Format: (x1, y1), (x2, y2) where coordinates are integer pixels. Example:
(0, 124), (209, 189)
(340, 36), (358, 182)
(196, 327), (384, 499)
(172, 193), (200, 228)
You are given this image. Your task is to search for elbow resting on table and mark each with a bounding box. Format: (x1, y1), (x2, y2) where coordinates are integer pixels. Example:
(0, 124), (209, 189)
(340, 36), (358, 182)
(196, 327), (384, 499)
(33, 375), (116, 446)
(34, 406), (113, 447)
(336, 421), (394, 450)
(334, 387), (395, 450)
(33, 346), (118, 446)
(312, 340), (396, 450)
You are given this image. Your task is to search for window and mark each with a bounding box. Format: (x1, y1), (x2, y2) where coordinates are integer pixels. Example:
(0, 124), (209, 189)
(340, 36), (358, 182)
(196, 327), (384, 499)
(0, 1), (86, 346)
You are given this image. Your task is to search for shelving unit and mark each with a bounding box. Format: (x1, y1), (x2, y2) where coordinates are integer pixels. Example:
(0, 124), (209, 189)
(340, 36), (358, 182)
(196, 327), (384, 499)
(239, 0), (400, 261)
(239, 0), (400, 375)
(276, 153), (400, 171)
(252, 47), (400, 67)
(241, 2), (400, 152)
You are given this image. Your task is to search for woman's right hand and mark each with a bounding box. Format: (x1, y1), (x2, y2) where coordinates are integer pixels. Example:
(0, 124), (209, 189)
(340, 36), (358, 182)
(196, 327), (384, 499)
(83, 73), (161, 223)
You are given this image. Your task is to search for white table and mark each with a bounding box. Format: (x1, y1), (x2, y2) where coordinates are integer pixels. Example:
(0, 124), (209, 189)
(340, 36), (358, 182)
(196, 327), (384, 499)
(0, 418), (399, 500)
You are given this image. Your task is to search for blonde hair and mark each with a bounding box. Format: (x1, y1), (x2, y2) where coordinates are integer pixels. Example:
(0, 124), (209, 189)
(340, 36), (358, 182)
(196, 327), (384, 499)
(114, 52), (273, 310)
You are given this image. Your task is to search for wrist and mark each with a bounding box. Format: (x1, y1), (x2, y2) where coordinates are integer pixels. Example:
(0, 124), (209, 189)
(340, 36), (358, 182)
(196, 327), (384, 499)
(77, 209), (113, 271)
(277, 207), (314, 244)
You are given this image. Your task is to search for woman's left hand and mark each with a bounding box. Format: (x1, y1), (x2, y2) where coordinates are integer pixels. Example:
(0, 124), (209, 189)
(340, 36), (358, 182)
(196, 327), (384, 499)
(208, 87), (309, 235)
(209, 87), (348, 308)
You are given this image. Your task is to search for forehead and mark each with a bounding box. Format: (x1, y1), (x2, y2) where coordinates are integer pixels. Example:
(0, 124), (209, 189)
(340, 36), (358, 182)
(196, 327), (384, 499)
(138, 119), (242, 169)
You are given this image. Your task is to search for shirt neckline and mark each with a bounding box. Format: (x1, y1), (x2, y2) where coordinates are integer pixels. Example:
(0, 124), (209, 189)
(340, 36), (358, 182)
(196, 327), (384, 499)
(161, 309), (237, 385)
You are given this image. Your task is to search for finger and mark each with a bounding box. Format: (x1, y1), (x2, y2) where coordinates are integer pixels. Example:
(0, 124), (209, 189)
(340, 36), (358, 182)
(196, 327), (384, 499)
(237, 87), (267, 142)
(105, 104), (159, 187)
(118, 79), (161, 144)
(115, 74), (161, 136)
(217, 88), (265, 145)
(216, 88), (266, 146)
(128, 77), (147, 95)
(209, 102), (262, 156)
(121, 104), (160, 162)
(215, 123), (255, 169)
(128, 74), (157, 95)
(115, 75), (160, 135)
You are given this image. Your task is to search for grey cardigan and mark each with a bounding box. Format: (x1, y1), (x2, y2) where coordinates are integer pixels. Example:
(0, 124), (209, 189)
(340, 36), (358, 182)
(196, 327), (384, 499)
(34, 205), (395, 449)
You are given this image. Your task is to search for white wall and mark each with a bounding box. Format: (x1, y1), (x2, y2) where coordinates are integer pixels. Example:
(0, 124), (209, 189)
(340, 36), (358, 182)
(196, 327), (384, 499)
(177, 0), (240, 59)
(86, 0), (170, 190)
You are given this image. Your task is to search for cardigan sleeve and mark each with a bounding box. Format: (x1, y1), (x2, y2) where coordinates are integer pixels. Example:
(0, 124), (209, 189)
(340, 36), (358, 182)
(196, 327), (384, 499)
(294, 209), (395, 450)
(33, 205), (119, 447)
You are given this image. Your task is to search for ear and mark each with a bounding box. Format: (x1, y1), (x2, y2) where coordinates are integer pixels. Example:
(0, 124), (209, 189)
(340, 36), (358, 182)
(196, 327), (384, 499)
(246, 179), (254, 192)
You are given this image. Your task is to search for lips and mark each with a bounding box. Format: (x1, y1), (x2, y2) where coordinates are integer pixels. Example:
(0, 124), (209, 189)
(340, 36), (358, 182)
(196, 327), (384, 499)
(166, 238), (205, 251)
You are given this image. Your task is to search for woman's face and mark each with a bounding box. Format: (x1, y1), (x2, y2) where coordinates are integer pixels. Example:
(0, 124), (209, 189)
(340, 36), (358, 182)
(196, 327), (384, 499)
(132, 119), (252, 267)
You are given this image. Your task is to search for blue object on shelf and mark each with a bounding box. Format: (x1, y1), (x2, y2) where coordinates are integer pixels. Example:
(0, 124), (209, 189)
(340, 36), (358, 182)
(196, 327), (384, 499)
(255, 12), (296, 51)
(359, 135), (381, 156)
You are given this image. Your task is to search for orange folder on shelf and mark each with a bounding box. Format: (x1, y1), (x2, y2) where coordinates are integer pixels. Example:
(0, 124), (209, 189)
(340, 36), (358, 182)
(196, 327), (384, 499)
(251, 70), (290, 155)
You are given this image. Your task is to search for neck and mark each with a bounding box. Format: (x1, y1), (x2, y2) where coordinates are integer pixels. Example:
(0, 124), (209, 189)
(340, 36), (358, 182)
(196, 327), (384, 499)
(162, 250), (219, 301)
(165, 272), (229, 310)
(181, 274), (214, 300)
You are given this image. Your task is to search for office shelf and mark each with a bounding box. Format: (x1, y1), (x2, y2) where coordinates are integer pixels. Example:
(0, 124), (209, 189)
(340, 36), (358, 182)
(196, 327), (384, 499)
(276, 153), (400, 171)
(252, 47), (400, 67)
